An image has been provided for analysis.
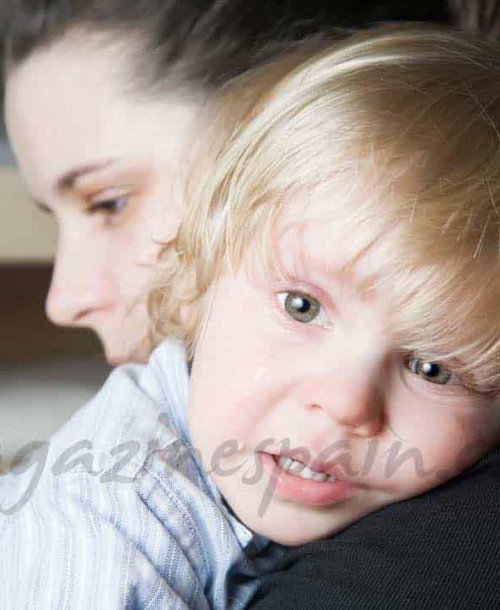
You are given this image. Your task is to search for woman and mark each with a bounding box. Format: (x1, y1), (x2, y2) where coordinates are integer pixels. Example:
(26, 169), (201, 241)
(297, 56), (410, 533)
(1, 0), (449, 365)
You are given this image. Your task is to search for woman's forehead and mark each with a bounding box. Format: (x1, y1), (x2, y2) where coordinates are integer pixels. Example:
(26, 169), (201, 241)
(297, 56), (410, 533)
(5, 39), (201, 203)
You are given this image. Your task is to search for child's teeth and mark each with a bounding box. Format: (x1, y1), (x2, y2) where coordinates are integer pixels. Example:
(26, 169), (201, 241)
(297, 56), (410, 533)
(277, 456), (335, 482)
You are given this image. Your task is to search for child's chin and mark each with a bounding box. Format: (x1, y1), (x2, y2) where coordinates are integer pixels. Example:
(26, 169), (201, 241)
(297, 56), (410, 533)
(269, 530), (329, 547)
(245, 509), (349, 547)
(258, 523), (340, 547)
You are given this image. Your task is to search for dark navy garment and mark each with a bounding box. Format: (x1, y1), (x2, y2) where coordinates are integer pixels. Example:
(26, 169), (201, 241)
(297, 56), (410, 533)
(251, 446), (500, 609)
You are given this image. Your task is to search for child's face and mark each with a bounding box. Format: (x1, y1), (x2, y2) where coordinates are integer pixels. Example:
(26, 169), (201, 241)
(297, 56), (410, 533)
(187, 195), (500, 546)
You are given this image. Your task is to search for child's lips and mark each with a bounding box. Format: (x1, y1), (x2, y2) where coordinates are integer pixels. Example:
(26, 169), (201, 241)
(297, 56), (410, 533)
(258, 451), (359, 507)
(264, 448), (350, 480)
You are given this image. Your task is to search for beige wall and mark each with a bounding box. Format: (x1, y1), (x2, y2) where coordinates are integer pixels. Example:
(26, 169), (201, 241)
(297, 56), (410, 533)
(0, 167), (56, 262)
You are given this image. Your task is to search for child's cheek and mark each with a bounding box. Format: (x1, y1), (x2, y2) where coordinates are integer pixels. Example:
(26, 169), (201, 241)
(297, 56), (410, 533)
(187, 354), (271, 454)
(418, 407), (499, 493)
(382, 386), (499, 494)
(449, 403), (500, 472)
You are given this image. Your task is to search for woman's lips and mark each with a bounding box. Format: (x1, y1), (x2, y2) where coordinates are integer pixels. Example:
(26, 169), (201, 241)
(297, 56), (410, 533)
(258, 451), (358, 507)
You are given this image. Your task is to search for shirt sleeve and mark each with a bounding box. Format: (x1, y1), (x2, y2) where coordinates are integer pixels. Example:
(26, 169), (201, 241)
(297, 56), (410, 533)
(0, 364), (210, 610)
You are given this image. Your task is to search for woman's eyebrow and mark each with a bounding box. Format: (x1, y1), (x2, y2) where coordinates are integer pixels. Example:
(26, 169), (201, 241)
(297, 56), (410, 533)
(56, 159), (117, 193)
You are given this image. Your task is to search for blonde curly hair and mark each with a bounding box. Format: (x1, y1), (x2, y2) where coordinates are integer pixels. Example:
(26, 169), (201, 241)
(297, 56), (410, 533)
(149, 26), (500, 393)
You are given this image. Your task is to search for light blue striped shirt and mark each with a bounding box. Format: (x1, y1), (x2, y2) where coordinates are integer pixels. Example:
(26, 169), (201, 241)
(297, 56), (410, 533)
(0, 339), (278, 609)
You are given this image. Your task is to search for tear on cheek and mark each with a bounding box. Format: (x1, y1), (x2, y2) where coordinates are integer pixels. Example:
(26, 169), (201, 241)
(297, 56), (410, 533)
(251, 366), (268, 385)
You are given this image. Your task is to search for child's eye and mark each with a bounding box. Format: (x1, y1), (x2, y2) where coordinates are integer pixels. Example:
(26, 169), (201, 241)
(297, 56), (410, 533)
(405, 357), (460, 386)
(277, 291), (330, 327)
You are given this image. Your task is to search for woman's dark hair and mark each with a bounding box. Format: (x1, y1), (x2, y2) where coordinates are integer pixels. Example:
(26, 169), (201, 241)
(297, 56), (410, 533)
(1, 0), (450, 92)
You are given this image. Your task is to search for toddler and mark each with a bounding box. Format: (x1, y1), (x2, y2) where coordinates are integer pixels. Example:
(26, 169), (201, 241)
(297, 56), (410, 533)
(2, 27), (500, 609)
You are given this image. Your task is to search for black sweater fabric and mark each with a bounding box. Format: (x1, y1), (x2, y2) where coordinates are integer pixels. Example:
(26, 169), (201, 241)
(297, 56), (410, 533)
(250, 447), (500, 609)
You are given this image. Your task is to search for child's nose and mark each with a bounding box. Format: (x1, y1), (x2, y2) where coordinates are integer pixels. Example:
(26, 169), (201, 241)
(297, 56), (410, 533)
(298, 372), (385, 437)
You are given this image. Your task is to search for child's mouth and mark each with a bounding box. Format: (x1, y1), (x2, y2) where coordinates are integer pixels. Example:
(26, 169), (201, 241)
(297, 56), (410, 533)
(276, 456), (337, 483)
(258, 452), (358, 507)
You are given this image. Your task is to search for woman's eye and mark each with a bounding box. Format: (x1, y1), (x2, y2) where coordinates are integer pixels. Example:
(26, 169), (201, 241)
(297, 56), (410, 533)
(277, 291), (330, 327)
(405, 357), (460, 386)
(87, 195), (129, 216)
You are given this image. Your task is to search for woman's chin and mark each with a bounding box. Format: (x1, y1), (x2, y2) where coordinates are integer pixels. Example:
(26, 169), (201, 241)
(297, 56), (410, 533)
(103, 340), (150, 366)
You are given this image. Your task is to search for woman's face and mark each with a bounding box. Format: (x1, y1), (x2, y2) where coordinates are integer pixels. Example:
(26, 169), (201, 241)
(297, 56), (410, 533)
(5, 37), (201, 364)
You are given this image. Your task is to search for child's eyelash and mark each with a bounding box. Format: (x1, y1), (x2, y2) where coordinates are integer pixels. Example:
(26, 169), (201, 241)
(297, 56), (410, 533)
(401, 353), (491, 396)
(403, 355), (460, 386)
(274, 287), (332, 330)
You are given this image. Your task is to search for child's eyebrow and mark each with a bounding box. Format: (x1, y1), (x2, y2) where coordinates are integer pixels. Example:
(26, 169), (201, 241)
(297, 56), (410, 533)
(286, 252), (362, 292)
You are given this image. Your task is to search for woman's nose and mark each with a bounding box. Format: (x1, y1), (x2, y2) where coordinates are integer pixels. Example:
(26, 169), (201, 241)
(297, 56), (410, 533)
(45, 232), (115, 328)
